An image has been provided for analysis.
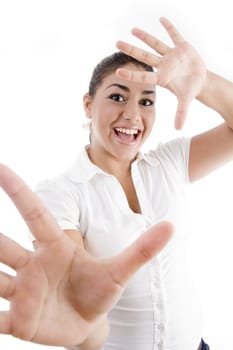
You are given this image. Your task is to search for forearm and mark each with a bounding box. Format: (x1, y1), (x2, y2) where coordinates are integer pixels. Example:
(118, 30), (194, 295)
(66, 315), (109, 350)
(197, 70), (233, 129)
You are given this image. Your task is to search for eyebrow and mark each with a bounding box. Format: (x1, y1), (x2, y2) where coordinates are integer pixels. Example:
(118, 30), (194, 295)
(106, 83), (155, 95)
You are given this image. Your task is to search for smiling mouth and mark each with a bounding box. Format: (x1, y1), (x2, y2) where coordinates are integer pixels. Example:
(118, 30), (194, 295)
(114, 127), (141, 144)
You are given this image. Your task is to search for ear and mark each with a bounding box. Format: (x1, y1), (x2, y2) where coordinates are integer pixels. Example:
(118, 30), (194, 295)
(83, 93), (93, 119)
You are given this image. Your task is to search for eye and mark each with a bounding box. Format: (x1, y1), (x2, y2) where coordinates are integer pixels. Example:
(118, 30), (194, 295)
(141, 98), (154, 106)
(109, 93), (125, 102)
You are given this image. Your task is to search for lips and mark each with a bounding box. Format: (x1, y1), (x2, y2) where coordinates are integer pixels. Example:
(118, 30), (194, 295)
(113, 127), (141, 144)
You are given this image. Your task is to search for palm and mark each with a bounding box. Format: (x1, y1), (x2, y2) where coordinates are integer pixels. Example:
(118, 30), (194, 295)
(116, 17), (207, 129)
(7, 235), (88, 346)
(0, 163), (172, 347)
(157, 41), (205, 98)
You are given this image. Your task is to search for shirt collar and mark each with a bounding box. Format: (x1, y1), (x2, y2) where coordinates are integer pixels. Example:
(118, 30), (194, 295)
(67, 146), (158, 184)
(67, 147), (108, 183)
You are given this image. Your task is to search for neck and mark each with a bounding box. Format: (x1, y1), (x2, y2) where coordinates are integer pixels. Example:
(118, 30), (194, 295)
(86, 145), (136, 178)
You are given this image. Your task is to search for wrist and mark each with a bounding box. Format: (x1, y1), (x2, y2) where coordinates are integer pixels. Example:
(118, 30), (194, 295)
(196, 69), (212, 102)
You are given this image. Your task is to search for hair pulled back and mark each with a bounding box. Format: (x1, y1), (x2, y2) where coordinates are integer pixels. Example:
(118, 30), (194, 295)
(88, 51), (154, 96)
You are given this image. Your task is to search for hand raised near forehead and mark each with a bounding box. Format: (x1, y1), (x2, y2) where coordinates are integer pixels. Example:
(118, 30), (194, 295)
(116, 17), (207, 130)
(0, 163), (173, 346)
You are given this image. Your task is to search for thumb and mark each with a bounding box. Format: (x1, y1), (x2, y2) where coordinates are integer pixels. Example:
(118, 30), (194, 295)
(109, 221), (173, 285)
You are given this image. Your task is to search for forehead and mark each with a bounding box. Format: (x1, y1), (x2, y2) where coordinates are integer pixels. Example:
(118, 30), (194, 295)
(101, 63), (155, 92)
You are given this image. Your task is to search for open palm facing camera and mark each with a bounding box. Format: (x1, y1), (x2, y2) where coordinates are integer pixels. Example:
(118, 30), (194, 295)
(0, 163), (173, 347)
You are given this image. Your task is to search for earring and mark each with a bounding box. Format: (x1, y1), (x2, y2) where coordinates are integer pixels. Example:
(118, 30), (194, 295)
(82, 120), (91, 130)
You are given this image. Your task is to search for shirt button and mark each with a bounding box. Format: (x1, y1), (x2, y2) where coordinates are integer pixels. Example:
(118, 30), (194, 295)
(157, 341), (163, 349)
(158, 323), (165, 332)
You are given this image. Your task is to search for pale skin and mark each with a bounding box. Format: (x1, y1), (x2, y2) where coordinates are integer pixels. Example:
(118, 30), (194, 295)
(115, 17), (233, 181)
(0, 17), (233, 350)
(0, 165), (173, 349)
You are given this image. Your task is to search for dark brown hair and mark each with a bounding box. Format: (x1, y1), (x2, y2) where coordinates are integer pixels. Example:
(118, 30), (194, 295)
(88, 51), (154, 96)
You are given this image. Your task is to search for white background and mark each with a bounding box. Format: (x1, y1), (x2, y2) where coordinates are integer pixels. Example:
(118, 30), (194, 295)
(0, 0), (233, 349)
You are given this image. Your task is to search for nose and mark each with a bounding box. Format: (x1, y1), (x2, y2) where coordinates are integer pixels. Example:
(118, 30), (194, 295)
(122, 101), (141, 122)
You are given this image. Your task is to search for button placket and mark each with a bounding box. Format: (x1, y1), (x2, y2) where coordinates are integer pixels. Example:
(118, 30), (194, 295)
(149, 258), (166, 350)
(157, 340), (164, 350)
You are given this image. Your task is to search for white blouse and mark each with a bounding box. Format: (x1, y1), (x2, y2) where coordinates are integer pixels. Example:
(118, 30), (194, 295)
(31, 138), (203, 350)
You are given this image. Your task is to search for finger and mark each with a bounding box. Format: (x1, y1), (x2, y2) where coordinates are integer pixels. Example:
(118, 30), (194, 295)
(160, 17), (185, 45)
(0, 164), (63, 243)
(0, 311), (11, 334)
(131, 27), (169, 55)
(0, 232), (30, 270)
(0, 270), (15, 300)
(109, 221), (173, 285)
(116, 40), (161, 67)
(116, 68), (158, 85)
(174, 99), (191, 130)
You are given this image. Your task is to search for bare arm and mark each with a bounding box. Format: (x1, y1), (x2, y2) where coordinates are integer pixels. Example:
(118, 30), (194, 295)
(189, 71), (233, 182)
(197, 71), (233, 129)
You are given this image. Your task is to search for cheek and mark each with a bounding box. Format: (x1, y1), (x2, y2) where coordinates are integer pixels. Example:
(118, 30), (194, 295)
(96, 100), (117, 116)
(98, 106), (119, 127)
(91, 105), (116, 131)
(146, 111), (156, 126)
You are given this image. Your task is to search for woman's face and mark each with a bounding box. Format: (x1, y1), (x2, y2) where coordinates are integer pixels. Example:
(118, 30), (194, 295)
(83, 63), (156, 165)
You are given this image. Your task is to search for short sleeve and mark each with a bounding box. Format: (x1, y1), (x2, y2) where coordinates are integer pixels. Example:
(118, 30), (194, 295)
(28, 178), (81, 242)
(147, 137), (191, 184)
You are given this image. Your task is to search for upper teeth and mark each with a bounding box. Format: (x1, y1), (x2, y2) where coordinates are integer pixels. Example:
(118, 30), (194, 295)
(115, 128), (138, 135)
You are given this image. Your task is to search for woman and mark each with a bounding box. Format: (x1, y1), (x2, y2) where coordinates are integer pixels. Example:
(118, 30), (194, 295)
(0, 17), (233, 350)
